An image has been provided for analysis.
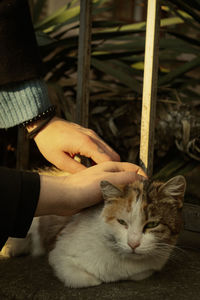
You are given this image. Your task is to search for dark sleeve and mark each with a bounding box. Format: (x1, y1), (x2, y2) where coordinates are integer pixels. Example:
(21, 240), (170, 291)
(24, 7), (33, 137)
(0, 167), (40, 250)
(0, 0), (43, 86)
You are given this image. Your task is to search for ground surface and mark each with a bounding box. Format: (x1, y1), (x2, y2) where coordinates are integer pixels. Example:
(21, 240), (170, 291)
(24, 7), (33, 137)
(0, 244), (200, 300)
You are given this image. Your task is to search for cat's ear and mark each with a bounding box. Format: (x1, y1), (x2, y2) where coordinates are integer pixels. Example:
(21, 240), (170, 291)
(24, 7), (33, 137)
(158, 175), (186, 208)
(100, 181), (123, 201)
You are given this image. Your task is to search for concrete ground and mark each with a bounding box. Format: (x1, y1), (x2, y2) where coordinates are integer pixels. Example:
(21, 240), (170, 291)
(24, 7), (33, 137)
(0, 233), (200, 300)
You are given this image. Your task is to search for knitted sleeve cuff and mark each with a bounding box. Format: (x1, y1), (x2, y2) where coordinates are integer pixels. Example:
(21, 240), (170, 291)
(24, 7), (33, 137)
(0, 79), (52, 128)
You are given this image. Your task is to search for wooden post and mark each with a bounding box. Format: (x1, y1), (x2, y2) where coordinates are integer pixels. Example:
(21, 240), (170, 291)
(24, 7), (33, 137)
(28, 0), (34, 18)
(139, 0), (160, 177)
(16, 0), (32, 170)
(76, 0), (92, 127)
(16, 128), (30, 170)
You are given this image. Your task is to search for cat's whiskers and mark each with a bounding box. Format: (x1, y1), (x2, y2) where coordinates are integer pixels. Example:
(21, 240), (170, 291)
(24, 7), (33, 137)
(171, 244), (187, 255)
(152, 242), (187, 263)
(154, 242), (186, 255)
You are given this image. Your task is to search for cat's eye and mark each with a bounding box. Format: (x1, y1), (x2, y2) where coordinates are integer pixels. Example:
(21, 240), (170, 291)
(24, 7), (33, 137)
(117, 219), (128, 227)
(145, 221), (160, 229)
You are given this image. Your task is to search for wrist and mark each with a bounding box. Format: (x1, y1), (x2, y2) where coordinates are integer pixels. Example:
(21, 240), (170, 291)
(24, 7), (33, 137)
(35, 175), (65, 216)
(25, 106), (56, 139)
(26, 118), (47, 133)
(35, 174), (80, 217)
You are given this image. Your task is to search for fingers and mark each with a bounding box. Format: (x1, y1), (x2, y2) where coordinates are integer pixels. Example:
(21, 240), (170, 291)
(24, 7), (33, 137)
(80, 131), (120, 163)
(54, 152), (86, 173)
(88, 131), (120, 162)
(105, 171), (142, 186)
(78, 162), (147, 190)
(117, 162), (147, 178)
(89, 161), (147, 178)
(89, 139), (120, 163)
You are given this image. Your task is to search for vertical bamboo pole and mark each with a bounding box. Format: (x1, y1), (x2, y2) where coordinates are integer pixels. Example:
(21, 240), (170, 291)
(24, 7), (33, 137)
(139, 0), (160, 177)
(76, 0), (92, 127)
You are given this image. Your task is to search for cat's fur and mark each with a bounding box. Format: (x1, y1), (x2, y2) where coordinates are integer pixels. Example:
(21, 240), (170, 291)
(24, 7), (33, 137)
(1, 175), (186, 288)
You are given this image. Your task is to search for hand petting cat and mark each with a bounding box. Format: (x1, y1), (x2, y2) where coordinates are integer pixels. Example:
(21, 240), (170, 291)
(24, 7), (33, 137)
(27, 116), (147, 217)
(27, 116), (121, 173)
(35, 162), (147, 217)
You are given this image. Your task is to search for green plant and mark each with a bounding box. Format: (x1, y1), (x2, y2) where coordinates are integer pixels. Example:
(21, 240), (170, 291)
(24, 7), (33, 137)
(33, 0), (200, 181)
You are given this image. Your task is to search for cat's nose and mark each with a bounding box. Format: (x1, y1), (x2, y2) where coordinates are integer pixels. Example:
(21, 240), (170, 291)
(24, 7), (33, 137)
(128, 241), (140, 250)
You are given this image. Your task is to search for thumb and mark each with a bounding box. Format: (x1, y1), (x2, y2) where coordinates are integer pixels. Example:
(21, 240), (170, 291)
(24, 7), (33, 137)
(105, 171), (145, 186)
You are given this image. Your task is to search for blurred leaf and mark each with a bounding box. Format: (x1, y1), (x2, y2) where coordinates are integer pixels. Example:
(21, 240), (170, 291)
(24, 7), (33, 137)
(100, 16), (192, 35)
(91, 58), (142, 93)
(159, 56), (200, 86)
(67, 0), (79, 9)
(35, 31), (56, 46)
(167, 0), (200, 23)
(161, 16), (189, 26)
(95, 37), (199, 55)
(131, 62), (144, 70)
(167, 30), (200, 47)
(159, 66), (170, 73)
(96, 41), (145, 52)
(33, 0), (47, 23)
(92, 20), (125, 28)
(159, 39), (199, 54)
(153, 156), (198, 180)
(35, 0), (110, 33)
(35, 5), (68, 30)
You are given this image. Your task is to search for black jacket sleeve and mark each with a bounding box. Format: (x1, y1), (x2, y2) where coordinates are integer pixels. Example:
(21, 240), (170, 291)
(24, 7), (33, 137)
(0, 167), (40, 250)
(0, 0), (43, 86)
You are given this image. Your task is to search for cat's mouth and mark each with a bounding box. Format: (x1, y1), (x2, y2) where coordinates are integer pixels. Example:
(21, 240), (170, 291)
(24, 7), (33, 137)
(129, 247), (153, 258)
(125, 247), (144, 257)
(131, 250), (143, 256)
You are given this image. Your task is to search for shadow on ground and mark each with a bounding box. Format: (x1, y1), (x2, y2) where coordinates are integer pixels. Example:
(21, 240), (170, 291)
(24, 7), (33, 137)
(0, 248), (200, 300)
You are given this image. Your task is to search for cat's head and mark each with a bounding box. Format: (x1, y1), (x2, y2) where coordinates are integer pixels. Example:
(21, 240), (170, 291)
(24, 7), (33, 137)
(100, 176), (186, 260)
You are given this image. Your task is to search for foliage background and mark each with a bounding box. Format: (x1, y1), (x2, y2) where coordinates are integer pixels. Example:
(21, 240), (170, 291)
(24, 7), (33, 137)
(1, 0), (200, 201)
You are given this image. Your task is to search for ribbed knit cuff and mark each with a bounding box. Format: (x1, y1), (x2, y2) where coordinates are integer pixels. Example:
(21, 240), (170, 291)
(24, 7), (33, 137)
(0, 79), (51, 128)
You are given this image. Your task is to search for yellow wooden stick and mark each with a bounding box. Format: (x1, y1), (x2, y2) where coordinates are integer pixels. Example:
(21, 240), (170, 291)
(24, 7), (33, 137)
(139, 0), (160, 177)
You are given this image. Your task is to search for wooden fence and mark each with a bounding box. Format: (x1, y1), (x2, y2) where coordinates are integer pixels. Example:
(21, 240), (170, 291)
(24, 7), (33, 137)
(17, 0), (160, 177)
(75, 0), (160, 177)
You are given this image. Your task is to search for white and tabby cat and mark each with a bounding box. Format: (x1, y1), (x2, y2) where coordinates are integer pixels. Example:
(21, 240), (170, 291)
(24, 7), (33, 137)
(1, 175), (186, 288)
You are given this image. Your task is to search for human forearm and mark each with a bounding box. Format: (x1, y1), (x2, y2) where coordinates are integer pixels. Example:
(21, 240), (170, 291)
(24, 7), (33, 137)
(0, 167), (40, 250)
(35, 174), (80, 217)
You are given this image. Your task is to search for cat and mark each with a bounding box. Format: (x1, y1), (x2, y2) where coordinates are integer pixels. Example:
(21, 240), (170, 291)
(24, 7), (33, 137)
(1, 175), (186, 288)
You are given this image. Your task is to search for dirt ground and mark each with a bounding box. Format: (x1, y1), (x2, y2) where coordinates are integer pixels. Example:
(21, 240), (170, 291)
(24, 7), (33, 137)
(0, 236), (200, 300)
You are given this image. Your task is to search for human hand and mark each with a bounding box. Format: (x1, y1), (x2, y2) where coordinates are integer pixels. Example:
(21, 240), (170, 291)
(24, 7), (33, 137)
(35, 161), (147, 217)
(63, 161), (147, 211)
(28, 117), (120, 173)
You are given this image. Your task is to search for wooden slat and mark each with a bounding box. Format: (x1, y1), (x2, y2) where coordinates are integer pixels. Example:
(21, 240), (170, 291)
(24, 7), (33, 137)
(178, 203), (200, 249)
(16, 128), (30, 170)
(76, 0), (92, 127)
(139, 0), (160, 177)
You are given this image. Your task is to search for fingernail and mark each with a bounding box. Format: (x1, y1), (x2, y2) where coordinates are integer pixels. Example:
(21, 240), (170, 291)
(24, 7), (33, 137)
(136, 174), (147, 181)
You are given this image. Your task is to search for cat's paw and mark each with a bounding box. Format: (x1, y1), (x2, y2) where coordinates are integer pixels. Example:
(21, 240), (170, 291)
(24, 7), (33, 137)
(0, 244), (12, 257)
(130, 270), (154, 281)
(63, 272), (102, 288)
(0, 237), (30, 257)
(49, 252), (102, 288)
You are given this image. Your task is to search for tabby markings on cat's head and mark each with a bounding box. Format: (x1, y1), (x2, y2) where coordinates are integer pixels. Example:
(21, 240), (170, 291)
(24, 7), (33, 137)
(100, 176), (186, 258)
